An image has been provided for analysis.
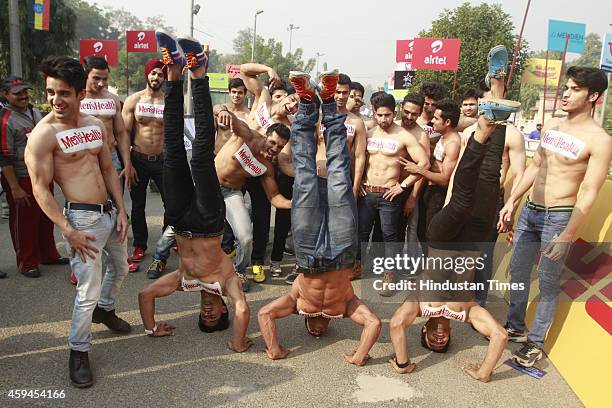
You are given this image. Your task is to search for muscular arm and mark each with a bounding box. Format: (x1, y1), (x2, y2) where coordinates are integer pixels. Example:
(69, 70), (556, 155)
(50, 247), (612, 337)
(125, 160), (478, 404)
(400, 137), (429, 188)
(24, 126), (71, 234)
(98, 126), (127, 216)
(257, 291), (297, 359)
(506, 125), (526, 195)
(416, 141), (459, 186)
(559, 137), (612, 240)
(138, 271), (181, 331)
(278, 143), (294, 177)
(240, 63), (278, 108)
(225, 274), (251, 350)
(352, 119), (367, 196)
(466, 305), (508, 382)
(121, 93), (137, 141)
(260, 165), (291, 209)
(345, 296), (382, 365)
(112, 96), (132, 190)
(219, 109), (258, 145)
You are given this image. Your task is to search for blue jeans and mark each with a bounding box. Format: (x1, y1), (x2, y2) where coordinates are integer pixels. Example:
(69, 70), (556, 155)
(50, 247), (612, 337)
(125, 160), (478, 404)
(221, 185), (253, 274)
(152, 226), (176, 262)
(65, 207), (129, 352)
(506, 202), (572, 348)
(291, 102), (357, 272)
(358, 192), (403, 260)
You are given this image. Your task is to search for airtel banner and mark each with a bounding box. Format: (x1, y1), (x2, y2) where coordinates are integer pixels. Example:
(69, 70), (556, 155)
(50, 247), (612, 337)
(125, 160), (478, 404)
(126, 30), (157, 53)
(412, 38), (461, 71)
(79, 39), (119, 66)
(396, 39), (414, 64)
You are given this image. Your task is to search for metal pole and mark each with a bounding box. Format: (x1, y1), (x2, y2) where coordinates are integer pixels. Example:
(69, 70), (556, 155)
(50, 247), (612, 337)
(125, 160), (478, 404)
(552, 33), (571, 115)
(251, 11), (263, 62)
(8, 0), (22, 76)
(599, 72), (610, 126)
(506, 0), (532, 94)
(542, 50), (549, 124)
(126, 47), (129, 96)
(287, 24), (300, 54)
(186, 0), (194, 116)
(316, 52), (324, 76)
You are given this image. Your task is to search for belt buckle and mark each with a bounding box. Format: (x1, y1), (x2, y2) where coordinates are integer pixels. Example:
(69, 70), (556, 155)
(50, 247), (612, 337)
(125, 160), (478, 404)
(147, 154), (157, 161)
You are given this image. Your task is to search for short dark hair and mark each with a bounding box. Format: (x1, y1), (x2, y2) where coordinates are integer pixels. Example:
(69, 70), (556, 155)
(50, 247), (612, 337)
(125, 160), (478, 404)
(350, 81), (365, 95)
(402, 93), (424, 109)
(269, 80), (289, 96)
(435, 98), (461, 128)
(372, 92), (396, 112)
(566, 66), (608, 105)
(228, 77), (246, 92)
(370, 90), (385, 104)
(198, 298), (230, 333)
(82, 56), (110, 74)
(420, 81), (447, 101)
(421, 325), (450, 353)
(338, 73), (351, 86)
(40, 56), (87, 94)
(267, 122), (290, 140)
(461, 88), (482, 102)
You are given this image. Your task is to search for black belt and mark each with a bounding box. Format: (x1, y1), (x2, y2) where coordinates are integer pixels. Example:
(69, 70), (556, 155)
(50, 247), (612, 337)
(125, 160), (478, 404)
(65, 201), (113, 213)
(526, 198), (574, 213)
(297, 262), (355, 275)
(132, 150), (164, 162)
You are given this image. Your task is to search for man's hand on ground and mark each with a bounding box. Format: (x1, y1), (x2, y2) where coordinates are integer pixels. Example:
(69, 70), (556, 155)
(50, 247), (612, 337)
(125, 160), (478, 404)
(343, 350), (370, 366)
(265, 345), (290, 360)
(228, 337), (254, 353)
(151, 322), (176, 337)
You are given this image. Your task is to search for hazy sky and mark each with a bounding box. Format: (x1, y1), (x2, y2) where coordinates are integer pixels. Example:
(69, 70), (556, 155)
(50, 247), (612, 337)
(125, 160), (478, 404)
(92, 0), (611, 87)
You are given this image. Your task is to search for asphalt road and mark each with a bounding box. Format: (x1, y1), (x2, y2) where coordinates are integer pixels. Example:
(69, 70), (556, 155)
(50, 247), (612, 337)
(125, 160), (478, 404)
(0, 187), (583, 407)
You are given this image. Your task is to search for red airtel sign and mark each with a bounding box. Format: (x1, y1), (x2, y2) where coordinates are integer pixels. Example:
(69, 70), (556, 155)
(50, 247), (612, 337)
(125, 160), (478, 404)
(126, 30), (157, 53)
(411, 38), (461, 71)
(79, 39), (119, 66)
(396, 39), (414, 63)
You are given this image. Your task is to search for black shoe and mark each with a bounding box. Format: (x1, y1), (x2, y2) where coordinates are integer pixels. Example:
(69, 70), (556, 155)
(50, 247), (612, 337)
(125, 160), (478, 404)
(0, 270), (7, 279)
(285, 271), (299, 285)
(22, 268), (41, 278)
(41, 257), (70, 265)
(512, 341), (543, 367)
(147, 259), (167, 279)
(485, 323), (527, 342)
(69, 350), (94, 388)
(92, 306), (132, 333)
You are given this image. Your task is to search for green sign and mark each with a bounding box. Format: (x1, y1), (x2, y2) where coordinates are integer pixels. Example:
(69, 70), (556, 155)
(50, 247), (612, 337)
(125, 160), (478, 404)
(208, 73), (229, 90)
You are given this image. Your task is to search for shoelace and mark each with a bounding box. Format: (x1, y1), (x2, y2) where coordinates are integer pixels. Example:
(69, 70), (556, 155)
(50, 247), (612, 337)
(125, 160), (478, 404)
(161, 48), (173, 66)
(184, 52), (197, 72)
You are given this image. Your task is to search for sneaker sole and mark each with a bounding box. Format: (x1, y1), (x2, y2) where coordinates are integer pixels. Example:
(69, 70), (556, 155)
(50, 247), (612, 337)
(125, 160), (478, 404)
(511, 352), (542, 368)
(71, 379), (94, 388)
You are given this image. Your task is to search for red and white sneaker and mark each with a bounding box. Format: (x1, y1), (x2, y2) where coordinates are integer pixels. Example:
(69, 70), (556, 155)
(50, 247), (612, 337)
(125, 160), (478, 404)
(130, 247), (146, 263)
(70, 272), (77, 285)
(319, 69), (339, 101)
(128, 261), (140, 273)
(289, 71), (315, 102)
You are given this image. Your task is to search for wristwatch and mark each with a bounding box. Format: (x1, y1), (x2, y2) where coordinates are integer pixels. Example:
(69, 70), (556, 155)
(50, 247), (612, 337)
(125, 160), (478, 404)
(144, 325), (157, 336)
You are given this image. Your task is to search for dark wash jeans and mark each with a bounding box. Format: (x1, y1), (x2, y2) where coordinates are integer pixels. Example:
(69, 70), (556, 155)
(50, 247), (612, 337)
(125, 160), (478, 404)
(291, 102), (357, 271)
(426, 126), (505, 247)
(163, 78), (225, 237)
(358, 191), (404, 260)
(130, 153), (166, 249)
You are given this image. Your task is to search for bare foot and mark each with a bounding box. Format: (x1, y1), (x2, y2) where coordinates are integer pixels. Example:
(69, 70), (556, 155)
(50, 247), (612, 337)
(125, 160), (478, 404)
(388, 358), (417, 374)
(462, 363), (491, 383)
(343, 350), (370, 366)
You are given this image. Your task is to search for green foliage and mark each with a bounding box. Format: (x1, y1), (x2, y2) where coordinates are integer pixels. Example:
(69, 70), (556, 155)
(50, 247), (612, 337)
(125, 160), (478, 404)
(1, 0), (77, 103)
(411, 2), (528, 102)
(228, 29), (315, 80)
(67, 0), (119, 46)
(518, 83), (540, 120)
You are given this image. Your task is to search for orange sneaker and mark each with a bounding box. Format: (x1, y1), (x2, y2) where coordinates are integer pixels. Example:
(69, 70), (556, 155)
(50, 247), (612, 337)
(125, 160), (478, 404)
(319, 69), (339, 101)
(289, 71), (315, 102)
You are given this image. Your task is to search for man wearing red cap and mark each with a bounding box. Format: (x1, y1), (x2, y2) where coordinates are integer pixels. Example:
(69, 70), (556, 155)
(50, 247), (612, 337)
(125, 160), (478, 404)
(0, 76), (67, 278)
(122, 59), (167, 274)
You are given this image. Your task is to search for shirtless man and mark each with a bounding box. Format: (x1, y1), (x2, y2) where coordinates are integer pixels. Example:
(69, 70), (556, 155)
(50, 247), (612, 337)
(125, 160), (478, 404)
(389, 99), (519, 382)
(25, 56), (131, 388)
(363, 91), (385, 130)
(137, 32), (250, 352)
(357, 92), (430, 293)
(122, 59), (166, 270)
(347, 81), (365, 116)
(405, 99), (461, 252)
(258, 71), (381, 364)
(214, 77), (250, 155)
(416, 81), (447, 145)
(499, 66), (611, 367)
(457, 88), (480, 132)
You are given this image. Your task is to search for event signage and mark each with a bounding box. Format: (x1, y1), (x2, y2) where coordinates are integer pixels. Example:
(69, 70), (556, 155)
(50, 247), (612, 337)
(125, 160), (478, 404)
(521, 58), (563, 86)
(393, 71), (416, 89)
(396, 39), (414, 64)
(411, 38), (461, 71)
(600, 32), (612, 73)
(126, 31), (157, 53)
(547, 20), (586, 53)
(79, 39), (119, 66)
(226, 64), (241, 78)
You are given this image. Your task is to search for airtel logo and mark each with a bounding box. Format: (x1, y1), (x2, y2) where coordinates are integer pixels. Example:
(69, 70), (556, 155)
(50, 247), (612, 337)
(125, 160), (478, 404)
(137, 32), (146, 41)
(431, 40), (443, 53)
(93, 42), (104, 53)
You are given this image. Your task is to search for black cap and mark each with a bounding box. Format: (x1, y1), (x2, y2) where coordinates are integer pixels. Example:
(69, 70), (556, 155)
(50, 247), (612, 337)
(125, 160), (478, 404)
(1, 76), (32, 93)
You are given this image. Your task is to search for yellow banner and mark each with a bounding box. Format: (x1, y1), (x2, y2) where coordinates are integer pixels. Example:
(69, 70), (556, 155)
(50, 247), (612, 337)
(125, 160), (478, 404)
(208, 73), (229, 90)
(521, 58), (563, 86)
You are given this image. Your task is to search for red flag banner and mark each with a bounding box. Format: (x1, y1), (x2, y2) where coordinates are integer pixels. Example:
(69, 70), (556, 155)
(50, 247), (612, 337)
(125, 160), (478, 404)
(411, 38), (461, 71)
(396, 39), (414, 64)
(126, 31), (157, 53)
(79, 40), (119, 67)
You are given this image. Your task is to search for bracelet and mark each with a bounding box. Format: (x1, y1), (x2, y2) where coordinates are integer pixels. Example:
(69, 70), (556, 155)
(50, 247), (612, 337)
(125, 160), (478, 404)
(394, 357), (412, 368)
(144, 325), (157, 335)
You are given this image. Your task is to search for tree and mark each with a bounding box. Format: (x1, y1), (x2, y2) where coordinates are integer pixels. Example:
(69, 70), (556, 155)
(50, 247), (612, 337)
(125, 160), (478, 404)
(410, 2), (528, 101)
(1, 0), (77, 102)
(229, 29), (315, 80)
(68, 0), (119, 47)
(570, 33), (601, 68)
